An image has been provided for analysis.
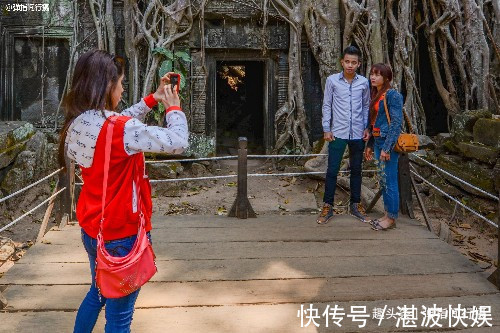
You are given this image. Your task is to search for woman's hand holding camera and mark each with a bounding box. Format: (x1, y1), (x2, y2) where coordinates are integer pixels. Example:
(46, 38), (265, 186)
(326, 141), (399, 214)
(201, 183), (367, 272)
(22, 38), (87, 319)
(153, 72), (181, 110)
(161, 84), (180, 109)
(153, 72), (171, 103)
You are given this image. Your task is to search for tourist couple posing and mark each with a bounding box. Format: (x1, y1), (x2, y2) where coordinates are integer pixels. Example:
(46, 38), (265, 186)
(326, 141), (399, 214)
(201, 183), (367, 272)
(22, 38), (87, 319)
(317, 46), (404, 231)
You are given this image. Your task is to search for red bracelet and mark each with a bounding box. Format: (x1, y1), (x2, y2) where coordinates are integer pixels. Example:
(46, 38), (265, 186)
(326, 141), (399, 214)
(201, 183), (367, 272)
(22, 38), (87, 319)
(143, 94), (158, 108)
(165, 106), (182, 114)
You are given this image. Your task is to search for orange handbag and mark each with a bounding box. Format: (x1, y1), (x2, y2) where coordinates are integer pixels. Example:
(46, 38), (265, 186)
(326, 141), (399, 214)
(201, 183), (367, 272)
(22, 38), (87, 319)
(383, 95), (419, 153)
(95, 116), (157, 299)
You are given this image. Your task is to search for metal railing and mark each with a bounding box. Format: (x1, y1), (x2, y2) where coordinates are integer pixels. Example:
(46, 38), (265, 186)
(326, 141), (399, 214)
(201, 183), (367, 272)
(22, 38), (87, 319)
(407, 152), (499, 289)
(410, 153), (499, 201)
(0, 168), (63, 204)
(76, 149), (375, 186)
(0, 159), (73, 242)
(16, 137), (498, 289)
(408, 153), (498, 228)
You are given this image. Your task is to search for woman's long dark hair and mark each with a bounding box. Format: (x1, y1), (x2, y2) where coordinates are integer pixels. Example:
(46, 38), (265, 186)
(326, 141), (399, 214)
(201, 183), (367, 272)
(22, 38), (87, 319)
(58, 49), (125, 168)
(369, 63), (393, 124)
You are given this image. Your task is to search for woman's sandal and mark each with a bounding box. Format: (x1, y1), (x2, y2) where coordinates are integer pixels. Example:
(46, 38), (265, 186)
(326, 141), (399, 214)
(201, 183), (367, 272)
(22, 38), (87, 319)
(370, 219), (396, 231)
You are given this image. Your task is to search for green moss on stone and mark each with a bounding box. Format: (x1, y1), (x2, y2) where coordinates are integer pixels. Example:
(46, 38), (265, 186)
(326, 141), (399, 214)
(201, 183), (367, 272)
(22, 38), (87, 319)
(436, 155), (495, 195)
(473, 118), (500, 148)
(185, 134), (216, 158)
(457, 142), (499, 165)
(442, 140), (459, 153)
(451, 109), (491, 143)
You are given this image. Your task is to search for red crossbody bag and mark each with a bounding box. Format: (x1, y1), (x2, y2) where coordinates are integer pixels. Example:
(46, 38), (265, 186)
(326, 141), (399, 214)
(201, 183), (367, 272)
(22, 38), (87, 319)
(95, 116), (157, 298)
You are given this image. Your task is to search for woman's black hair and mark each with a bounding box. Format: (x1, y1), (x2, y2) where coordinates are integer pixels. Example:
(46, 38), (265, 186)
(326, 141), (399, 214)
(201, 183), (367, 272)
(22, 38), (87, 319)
(58, 49), (125, 168)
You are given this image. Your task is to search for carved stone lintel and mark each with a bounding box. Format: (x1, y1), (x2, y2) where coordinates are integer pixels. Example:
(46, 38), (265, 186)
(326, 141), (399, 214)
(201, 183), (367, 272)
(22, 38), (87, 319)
(192, 22), (289, 50)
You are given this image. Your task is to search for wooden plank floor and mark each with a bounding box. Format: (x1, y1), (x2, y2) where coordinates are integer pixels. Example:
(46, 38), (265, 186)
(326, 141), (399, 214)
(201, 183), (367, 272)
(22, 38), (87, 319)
(1, 214), (499, 332)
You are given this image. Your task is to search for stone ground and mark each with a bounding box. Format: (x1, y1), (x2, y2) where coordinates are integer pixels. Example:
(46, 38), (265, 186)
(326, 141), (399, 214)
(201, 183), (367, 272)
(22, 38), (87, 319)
(0, 159), (497, 284)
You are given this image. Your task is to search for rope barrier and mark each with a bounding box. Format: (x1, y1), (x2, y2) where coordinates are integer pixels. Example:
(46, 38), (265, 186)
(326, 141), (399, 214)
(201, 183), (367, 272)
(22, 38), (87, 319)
(410, 170), (498, 229)
(0, 187), (66, 233)
(248, 154), (328, 159)
(76, 169), (379, 185)
(249, 171), (324, 177)
(144, 154), (330, 164)
(410, 153), (499, 201)
(145, 156), (237, 164)
(0, 168), (63, 204)
(148, 175), (237, 183)
(248, 170), (378, 178)
(75, 152), (498, 229)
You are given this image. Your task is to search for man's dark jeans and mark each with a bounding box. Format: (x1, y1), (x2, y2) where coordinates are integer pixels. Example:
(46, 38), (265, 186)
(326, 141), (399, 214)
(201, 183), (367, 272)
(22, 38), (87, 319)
(323, 137), (365, 205)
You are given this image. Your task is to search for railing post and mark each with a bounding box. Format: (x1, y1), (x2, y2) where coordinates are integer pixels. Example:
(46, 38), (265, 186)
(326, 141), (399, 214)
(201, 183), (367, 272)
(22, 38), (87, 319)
(56, 156), (73, 228)
(0, 290), (6, 309)
(36, 178), (59, 243)
(409, 167), (433, 232)
(365, 189), (382, 214)
(497, 193), (499, 289)
(398, 153), (414, 218)
(497, 192), (499, 290)
(228, 137), (256, 219)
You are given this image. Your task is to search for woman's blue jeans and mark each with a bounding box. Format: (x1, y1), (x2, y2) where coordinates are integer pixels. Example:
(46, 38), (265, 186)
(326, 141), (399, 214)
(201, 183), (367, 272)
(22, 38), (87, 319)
(374, 137), (400, 219)
(74, 230), (150, 333)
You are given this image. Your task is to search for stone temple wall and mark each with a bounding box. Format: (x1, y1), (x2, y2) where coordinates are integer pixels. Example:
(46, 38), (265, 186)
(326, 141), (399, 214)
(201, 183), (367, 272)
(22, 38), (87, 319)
(1, 0), (324, 155)
(0, 0), (73, 125)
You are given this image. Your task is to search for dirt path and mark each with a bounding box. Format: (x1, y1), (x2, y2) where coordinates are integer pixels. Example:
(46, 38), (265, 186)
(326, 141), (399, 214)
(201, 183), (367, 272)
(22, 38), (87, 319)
(151, 159), (350, 217)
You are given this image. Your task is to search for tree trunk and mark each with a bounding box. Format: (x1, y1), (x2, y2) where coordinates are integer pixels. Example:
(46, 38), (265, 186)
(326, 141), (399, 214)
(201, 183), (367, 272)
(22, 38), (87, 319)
(105, 0), (116, 54)
(388, 0), (425, 133)
(463, 0), (490, 109)
(305, 0), (342, 86)
(423, 0), (461, 115)
(367, 0), (384, 66)
(69, 0), (498, 136)
(272, 0), (312, 153)
(88, 0), (104, 50)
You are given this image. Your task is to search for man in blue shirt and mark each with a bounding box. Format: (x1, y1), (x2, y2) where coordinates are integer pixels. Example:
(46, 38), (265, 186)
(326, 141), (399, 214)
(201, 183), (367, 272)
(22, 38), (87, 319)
(317, 46), (371, 225)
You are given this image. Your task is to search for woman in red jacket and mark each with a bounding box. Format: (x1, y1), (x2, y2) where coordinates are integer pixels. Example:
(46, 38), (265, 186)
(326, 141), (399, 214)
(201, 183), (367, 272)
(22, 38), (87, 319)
(58, 49), (189, 333)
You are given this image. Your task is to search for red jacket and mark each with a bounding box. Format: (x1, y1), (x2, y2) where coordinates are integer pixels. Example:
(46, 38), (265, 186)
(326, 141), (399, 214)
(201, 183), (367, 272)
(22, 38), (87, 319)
(77, 115), (153, 240)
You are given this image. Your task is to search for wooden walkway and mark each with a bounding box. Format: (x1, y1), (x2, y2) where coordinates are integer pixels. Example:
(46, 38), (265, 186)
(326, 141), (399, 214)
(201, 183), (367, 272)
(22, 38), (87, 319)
(1, 214), (499, 332)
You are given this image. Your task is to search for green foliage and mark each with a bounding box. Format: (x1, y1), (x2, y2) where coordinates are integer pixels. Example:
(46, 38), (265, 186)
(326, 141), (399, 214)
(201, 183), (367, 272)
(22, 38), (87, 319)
(174, 51), (191, 63)
(49, 180), (56, 192)
(150, 47), (191, 124)
(281, 145), (302, 155)
(153, 47), (174, 60)
(158, 60), (173, 77)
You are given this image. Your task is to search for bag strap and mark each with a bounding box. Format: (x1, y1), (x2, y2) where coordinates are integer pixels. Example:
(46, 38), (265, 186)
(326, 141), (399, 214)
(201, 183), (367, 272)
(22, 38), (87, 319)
(383, 93), (415, 134)
(99, 115), (119, 234)
(99, 115), (146, 237)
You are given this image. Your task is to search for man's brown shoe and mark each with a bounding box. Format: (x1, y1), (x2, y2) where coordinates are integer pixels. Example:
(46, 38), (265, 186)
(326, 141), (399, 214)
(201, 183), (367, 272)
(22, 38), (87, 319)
(317, 203), (334, 225)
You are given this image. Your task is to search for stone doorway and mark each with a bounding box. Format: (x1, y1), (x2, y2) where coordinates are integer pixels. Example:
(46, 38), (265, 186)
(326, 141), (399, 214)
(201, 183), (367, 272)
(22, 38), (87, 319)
(203, 51), (278, 156)
(216, 61), (265, 155)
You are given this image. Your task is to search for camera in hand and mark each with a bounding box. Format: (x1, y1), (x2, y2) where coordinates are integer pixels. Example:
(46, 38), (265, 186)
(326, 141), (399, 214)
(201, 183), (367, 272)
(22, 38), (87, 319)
(169, 73), (181, 93)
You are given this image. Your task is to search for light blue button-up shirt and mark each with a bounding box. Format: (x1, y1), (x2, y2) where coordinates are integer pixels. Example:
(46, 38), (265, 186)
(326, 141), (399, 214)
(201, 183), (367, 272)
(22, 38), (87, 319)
(322, 72), (370, 140)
